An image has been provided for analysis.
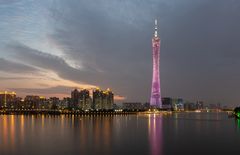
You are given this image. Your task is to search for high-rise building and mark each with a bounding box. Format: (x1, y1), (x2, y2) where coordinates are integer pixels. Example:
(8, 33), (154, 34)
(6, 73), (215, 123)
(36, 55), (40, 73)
(184, 102), (196, 111)
(93, 88), (114, 110)
(104, 88), (114, 110)
(0, 91), (16, 108)
(108, 90), (114, 109)
(71, 89), (91, 110)
(39, 96), (47, 109)
(71, 89), (80, 109)
(172, 98), (184, 111)
(79, 89), (91, 110)
(11, 97), (22, 109)
(161, 97), (184, 111)
(49, 97), (60, 109)
(196, 101), (204, 110)
(150, 19), (162, 108)
(102, 92), (108, 109)
(24, 95), (41, 109)
(93, 88), (103, 110)
(162, 97), (172, 110)
(60, 97), (71, 109)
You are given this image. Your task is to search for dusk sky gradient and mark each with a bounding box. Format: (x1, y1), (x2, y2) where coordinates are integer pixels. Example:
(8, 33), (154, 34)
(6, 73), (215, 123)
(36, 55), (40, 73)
(1, 0), (240, 106)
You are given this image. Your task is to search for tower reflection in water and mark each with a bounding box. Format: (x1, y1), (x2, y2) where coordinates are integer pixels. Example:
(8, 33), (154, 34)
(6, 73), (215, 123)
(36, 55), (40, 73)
(148, 114), (163, 155)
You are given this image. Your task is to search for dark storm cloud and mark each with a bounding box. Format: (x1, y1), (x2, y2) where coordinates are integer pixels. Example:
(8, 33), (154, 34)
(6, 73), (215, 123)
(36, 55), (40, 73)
(2, 0), (240, 105)
(7, 43), (91, 82)
(7, 43), (132, 91)
(46, 0), (163, 101)
(0, 58), (37, 73)
(46, 0), (240, 105)
(157, 0), (240, 105)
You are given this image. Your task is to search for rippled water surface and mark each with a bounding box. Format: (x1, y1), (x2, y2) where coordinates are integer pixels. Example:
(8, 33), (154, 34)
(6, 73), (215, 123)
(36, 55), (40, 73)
(0, 112), (239, 155)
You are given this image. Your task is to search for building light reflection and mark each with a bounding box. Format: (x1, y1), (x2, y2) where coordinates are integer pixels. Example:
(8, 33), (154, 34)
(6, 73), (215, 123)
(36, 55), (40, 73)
(20, 115), (24, 145)
(148, 114), (163, 155)
(10, 115), (16, 149)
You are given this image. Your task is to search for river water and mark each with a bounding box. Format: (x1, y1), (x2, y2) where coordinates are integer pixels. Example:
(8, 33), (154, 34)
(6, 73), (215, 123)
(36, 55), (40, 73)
(0, 112), (239, 155)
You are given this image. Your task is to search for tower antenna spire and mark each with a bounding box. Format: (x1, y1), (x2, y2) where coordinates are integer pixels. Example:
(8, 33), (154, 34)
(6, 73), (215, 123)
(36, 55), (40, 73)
(154, 19), (158, 37)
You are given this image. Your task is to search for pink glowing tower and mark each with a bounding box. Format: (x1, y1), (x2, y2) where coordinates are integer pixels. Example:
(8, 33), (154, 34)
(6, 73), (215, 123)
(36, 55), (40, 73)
(150, 19), (162, 108)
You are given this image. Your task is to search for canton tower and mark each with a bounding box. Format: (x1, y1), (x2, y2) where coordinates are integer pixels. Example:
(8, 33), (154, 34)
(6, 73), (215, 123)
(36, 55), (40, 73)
(150, 19), (162, 108)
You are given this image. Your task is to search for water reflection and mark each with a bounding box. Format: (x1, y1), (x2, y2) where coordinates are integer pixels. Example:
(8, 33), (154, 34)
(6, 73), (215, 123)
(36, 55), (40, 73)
(92, 116), (113, 153)
(2, 115), (8, 149)
(1, 113), (238, 155)
(10, 115), (15, 149)
(20, 115), (25, 145)
(69, 115), (113, 154)
(148, 114), (163, 155)
(1, 115), (17, 154)
(235, 118), (240, 130)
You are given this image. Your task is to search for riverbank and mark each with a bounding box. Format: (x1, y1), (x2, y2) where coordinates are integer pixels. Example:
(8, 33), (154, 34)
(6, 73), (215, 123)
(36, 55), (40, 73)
(0, 109), (140, 115)
(0, 109), (231, 116)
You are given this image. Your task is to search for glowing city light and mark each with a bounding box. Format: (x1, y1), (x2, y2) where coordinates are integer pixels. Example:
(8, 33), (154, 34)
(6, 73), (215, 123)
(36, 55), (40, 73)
(150, 19), (162, 108)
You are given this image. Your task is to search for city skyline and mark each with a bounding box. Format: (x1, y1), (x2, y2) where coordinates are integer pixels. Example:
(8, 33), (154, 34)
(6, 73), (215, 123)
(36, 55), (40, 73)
(1, 1), (240, 106)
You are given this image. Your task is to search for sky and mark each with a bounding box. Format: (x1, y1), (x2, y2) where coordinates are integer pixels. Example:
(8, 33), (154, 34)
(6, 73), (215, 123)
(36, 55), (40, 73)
(1, 0), (240, 106)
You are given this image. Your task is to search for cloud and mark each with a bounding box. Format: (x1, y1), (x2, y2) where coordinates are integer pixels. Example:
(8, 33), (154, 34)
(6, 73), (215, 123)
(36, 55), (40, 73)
(0, 0), (19, 5)
(0, 58), (38, 74)
(0, 77), (38, 80)
(11, 85), (73, 95)
(45, 0), (162, 102)
(5, 42), (135, 100)
(6, 43), (102, 84)
(114, 95), (126, 101)
(2, 0), (240, 105)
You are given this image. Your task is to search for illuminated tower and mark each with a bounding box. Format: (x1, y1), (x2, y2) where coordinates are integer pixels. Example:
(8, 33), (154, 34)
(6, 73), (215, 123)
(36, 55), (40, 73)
(150, 19), (162, 108)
